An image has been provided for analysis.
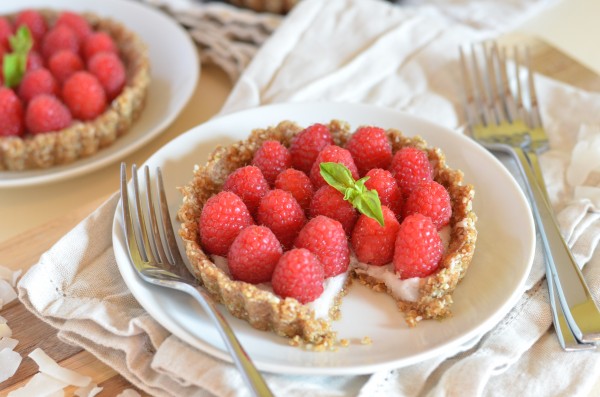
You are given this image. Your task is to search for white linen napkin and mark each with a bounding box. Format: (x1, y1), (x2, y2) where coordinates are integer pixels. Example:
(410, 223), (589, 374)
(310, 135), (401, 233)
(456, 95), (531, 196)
(17, 0), (600, 396)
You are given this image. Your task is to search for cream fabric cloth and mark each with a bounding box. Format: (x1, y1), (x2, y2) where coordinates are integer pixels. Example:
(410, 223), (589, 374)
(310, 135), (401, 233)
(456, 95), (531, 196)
(17, 0), (600, 396)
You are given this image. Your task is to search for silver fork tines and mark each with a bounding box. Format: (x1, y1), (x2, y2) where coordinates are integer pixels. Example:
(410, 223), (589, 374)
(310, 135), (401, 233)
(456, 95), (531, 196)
(459, 42), (600, 351)
(120, 163), (274, 397)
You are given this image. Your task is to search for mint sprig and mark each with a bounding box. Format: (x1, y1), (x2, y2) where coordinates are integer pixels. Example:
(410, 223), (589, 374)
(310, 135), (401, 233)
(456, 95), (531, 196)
(3, 26), (33, 88)
(320, 162), (385, 226)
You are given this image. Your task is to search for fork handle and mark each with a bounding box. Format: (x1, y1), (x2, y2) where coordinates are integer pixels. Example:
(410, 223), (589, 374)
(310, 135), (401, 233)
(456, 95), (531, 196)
(545, 257), (595, 350)
(182, 283), (274, 397)
(511, 145), (600, 343)
(524, 149), (594, 350)
(525, 150), (549, 203)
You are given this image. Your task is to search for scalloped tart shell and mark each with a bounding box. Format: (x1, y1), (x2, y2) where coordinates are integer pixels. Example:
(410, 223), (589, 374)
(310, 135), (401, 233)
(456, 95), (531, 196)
(0, 9), (150, 171)
(178, 120), (477, 347)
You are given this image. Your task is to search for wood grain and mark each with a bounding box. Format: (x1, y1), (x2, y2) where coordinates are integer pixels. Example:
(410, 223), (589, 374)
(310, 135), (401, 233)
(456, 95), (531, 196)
(499, 33), (600, 92)
(0, 194), (146, 396)
(0, 301), (82, 390)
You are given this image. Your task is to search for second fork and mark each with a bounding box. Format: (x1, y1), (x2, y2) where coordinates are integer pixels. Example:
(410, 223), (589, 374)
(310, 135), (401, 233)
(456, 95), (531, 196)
(459, 42), (600, 348)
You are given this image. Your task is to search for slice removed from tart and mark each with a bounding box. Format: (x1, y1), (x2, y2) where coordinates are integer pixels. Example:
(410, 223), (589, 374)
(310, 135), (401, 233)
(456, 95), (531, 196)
(178, 120), (477, 348)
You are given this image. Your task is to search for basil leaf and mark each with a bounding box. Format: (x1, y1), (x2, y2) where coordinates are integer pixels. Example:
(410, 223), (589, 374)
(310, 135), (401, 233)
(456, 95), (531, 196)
(3, 26), (32, 88)
(320, 162), (355, 193)
(9, 26), (32, 54)
(319, 161), (385, 226)
(3, 54), (22, 88)
(359, 190), (385, 226)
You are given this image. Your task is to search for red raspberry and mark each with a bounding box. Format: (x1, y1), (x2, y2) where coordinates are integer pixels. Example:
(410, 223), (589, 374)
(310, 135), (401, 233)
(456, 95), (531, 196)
(42, 25), (80, 60)
(364, 168), (403, 219)
(295, 215), (349, 278)
(274, 168), (313, 211)
(62, 71), (107, 120)
(18, 68), (59, 104)
(389, 147), (433, 198)
(227, 225), (282, 284)
(82, 32), (118, 62)
(251, 140), (292, 186)
(222, 165), (269, 216)
(403, 180), (451, 229)
(199, 191), (254, 256)
(271, 248), (324, 304)
(55, 11), (92, 43)
(310, 185), (357, 235)
(87, 52), (126, 100)
(0, 17), (12, 48)
(257, 189), (306, 250)
(15, 10), (47, 45)
(25, 94), (72, 135)
(346, 126), (392, 176)
(0, 87), (24, 137)
(26, 51), (45, 72)
(48, 50), (84, 85)
(309, 145), (359, 189)
(351, 206), (400, 266)
(289, 123), (333, 174)
(393, 214), (443, 279)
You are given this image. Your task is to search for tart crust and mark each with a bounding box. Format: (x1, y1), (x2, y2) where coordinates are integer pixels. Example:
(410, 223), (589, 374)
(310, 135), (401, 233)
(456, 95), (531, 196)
(178, 120), (477, 346)
(0, 10), (150, 171)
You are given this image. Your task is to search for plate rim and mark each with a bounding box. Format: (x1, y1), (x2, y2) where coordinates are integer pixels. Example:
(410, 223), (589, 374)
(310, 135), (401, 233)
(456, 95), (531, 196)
(0, 0), (199, 188)
(112, 101), (536, 375)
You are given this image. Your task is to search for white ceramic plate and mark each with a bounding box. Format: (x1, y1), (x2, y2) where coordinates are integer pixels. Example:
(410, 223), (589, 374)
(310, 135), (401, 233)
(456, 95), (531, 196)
(112, 102), (535, 375)
(0, 0), (199, 188)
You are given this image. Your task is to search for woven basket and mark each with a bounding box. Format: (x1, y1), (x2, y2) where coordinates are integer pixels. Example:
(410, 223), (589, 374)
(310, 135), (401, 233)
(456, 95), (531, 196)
(227, 0), (299, 14)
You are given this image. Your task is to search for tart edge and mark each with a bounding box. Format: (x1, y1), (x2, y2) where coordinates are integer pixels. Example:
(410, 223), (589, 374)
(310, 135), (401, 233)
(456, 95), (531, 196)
(0, 9), (151, 171)
(178, 119), (478, 347)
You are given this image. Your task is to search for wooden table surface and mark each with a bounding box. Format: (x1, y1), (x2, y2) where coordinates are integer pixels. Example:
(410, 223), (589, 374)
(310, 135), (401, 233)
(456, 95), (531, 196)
(1, 33), (599, 396)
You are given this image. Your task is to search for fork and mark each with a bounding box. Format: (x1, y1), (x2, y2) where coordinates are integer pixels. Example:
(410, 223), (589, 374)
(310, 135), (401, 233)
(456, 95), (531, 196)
(459, 42), (600, 349)
(120, 163), (274, 397)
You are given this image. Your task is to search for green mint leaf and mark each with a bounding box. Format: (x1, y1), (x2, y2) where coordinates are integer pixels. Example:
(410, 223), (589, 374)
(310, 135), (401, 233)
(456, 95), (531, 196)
(355, 190), (385, 227)
(3, 54), (22, 88)
(3, 26), (32, 88)
(354, 176), (369, 193)
(320, 162), (355, 193)
(9, 26), (33, 54)
(344, 187), (359, 202)
(319, 161), (385, 226)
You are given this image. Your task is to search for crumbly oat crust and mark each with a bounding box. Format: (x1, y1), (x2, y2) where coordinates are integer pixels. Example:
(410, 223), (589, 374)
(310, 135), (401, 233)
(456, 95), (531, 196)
(0, 10), (150, 171)
(354, 129), (477, 327)
(178, 120), (477, 346)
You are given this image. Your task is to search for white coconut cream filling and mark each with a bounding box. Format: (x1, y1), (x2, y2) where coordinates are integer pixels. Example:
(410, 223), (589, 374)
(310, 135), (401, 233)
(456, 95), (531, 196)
(210, 255), (348, 319)
(352, 260), (421, 302)
(208, 224), (451, 318)
(350, 225), (452, 303)
(307, 272), (349, 319)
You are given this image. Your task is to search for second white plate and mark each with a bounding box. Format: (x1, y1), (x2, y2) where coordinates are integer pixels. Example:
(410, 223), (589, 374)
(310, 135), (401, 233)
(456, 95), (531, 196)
(112, 102), (535, 375)
(0, 0), (199, 188)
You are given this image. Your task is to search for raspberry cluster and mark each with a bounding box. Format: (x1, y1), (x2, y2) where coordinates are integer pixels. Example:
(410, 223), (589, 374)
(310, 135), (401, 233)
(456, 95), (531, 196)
(198, 123), (453, 303)
(0, 10), (126, 137)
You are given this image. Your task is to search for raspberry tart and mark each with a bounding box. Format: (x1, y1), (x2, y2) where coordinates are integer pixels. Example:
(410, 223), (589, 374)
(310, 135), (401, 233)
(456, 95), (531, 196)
(178, 120), (477, 349)
(0, 9), (149, 170)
